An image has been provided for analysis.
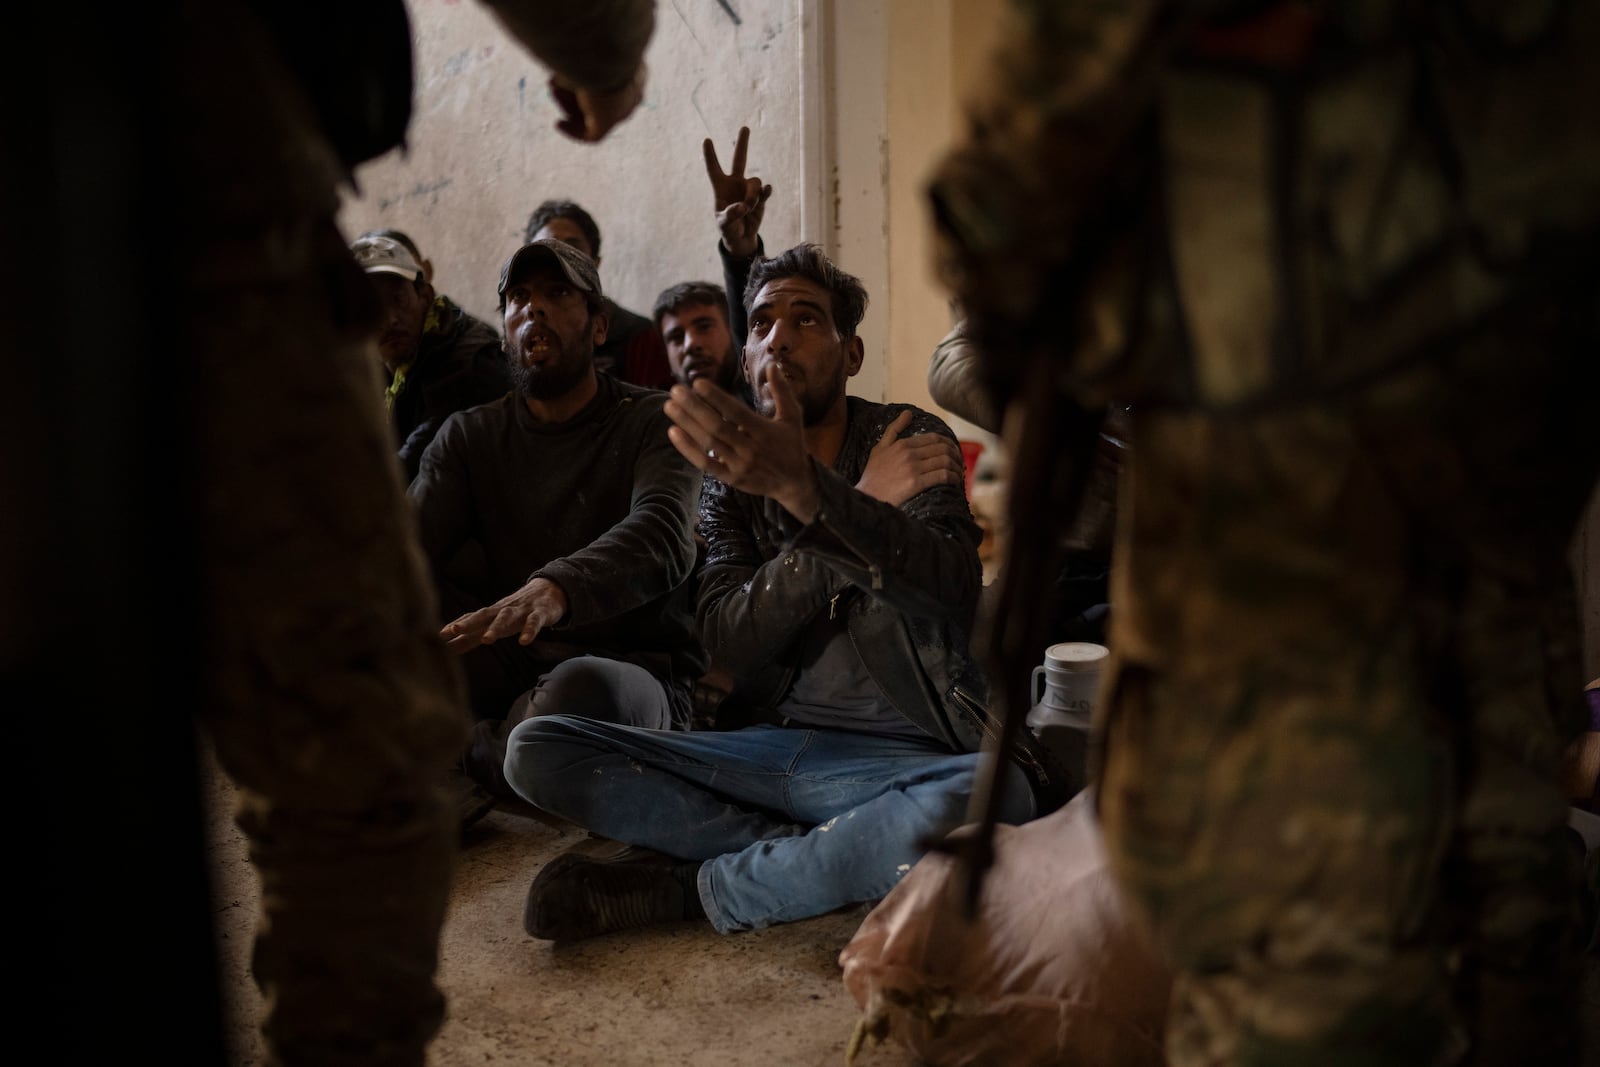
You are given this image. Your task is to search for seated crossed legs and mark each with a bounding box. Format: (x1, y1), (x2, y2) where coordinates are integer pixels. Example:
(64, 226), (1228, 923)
(510, 720), (1034, 936)
(407, 238), (705, 823)
(505, 243), (1067, 940)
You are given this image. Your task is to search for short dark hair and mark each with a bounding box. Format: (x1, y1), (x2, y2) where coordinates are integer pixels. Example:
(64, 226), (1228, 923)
(651, 281), (729, 333)
(360, 228), (422, 261)
(743, 244), (868, 340)
(523, 200), (602, 257)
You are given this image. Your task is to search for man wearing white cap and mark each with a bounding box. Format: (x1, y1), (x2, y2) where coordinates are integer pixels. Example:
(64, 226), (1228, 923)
(350, 232), (509, 481)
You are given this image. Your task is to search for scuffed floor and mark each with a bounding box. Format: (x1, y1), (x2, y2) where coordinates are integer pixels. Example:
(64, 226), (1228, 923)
(201, 747), (919, 1066)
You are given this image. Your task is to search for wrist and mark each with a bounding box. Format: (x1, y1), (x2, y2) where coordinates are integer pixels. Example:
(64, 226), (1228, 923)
(721, 235), (759, 260)
(775, 465), (823, 524)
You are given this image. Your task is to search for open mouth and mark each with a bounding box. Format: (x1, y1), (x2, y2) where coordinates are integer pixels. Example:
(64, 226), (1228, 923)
(520, 329), (558, 364)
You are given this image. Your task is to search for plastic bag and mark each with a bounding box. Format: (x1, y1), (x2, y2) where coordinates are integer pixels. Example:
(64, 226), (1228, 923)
(839, 793), (1171, 1066)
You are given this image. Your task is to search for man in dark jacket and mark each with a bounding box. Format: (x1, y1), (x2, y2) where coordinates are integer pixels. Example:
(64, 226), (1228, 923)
(409, 238), (704, 806)
(504, 244), (1065, 942)
(351, 232), (509, 481)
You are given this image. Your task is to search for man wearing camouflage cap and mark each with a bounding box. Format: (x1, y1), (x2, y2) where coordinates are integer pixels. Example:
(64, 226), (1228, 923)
(407, 238), (705, 819)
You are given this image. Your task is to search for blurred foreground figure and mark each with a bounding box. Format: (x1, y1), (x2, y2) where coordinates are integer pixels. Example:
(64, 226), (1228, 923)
(930, 2), (1599, 1064)
(16, 2), (654, 1066)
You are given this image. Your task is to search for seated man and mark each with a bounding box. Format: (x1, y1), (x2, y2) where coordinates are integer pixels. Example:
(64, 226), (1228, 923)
(362, 226), (435, 285)
(351, 231), (509, 481)
(927, 315), (1128, 646)
(524, 199), (674, 390)
(652, 281), (740, 393)
(506, 244), (1071, 942)
(408, 238), (705, 814)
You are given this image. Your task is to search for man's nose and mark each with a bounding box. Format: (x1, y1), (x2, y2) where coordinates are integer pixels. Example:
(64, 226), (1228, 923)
(764, 319), (795, 355)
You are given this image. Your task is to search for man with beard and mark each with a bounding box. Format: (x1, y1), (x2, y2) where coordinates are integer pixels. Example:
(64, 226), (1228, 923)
(502, 244), (1064, 943)
(523, 199), (675, 390)
(652, 281), (741, 394)
(408, 238), (704, 816)
(351, 232), (508, 482)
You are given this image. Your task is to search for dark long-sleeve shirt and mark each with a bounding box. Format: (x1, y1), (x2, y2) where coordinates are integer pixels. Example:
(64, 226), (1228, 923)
(410, 372), (705, 682)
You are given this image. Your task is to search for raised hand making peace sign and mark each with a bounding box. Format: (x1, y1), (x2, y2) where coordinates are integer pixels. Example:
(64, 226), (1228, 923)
(704, 126), (773, 259)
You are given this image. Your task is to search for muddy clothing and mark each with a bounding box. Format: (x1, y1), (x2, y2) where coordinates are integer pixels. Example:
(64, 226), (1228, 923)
(389, 295), (508, 482)
(596, 297), (674, 390)
(702, 397), (1073, 810)
(410, 372), (705, 725)
(931, 2), (1600, 1064)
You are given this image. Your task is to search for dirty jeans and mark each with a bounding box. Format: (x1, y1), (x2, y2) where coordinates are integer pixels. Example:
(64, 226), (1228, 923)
(505, 717), (1037, 932)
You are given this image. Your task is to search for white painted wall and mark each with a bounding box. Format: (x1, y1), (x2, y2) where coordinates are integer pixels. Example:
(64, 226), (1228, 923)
(338, 0), (812, 333)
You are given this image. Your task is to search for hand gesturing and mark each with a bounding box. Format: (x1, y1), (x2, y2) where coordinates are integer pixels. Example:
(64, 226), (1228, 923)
(440, 577), (568, 652)
(704, 126), (772, 259)
(664, 366), (821, 522)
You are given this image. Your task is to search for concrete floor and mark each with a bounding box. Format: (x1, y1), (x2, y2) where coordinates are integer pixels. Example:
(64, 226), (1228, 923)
(202, 747), (920, 1067)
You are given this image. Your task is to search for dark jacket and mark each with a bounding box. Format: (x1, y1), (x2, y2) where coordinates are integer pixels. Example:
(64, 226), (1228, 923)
(392, 296), (509, 481)
(596, 297), (674, 390)
(698, 396), (1072, 811)
(410, 372), (705, 690)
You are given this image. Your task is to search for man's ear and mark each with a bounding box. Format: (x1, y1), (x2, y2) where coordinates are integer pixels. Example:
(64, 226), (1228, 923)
(591, 307), (610, 348)
(845, 334), (865, 378)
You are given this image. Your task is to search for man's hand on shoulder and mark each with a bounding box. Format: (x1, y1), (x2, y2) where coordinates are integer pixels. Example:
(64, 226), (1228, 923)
(704, 126), (771, 259)
(440, 576), (569, 652)
(664, 366), (821, 522)
(856, 410), (966, 508)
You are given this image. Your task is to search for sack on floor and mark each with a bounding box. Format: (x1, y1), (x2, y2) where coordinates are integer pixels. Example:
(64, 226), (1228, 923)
(838, 792), (1171, 1067)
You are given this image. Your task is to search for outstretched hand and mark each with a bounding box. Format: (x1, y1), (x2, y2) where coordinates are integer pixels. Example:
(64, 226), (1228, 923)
(704, 126), (772, 259)
(549, 62), (647, 143)
(664, 366), (821, 522)
(440, 577), (568, 652)
(856, 410), (966, 507)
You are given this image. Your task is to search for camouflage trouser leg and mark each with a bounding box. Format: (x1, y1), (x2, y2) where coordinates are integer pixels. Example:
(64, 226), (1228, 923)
(188, 220), (470, 1067)
(1096, 437), (1585, 1065)
(1100, 629), (1581, 1066)
(172, 3), (472, 1063)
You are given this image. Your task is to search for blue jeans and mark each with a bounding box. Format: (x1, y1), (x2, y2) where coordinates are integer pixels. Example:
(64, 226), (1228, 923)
(465, 656), (679, 798)
(504, 717), (1037, 933)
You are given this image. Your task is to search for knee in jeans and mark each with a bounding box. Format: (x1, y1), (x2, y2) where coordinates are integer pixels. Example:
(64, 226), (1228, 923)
(502, 716), (575, 807)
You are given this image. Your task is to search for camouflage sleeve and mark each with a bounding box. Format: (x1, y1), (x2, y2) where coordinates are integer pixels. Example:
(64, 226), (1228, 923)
(926, 0), (1203, 406)
(480, 0), (655, 91)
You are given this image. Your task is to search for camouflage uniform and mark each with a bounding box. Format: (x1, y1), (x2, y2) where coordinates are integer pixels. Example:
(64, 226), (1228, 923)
(173, 4), (468, 1063)
(18, 0), (656, 1060)
(930, 2), (1600, 1063)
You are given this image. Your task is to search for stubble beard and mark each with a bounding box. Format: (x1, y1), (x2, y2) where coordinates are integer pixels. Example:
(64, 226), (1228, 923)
(510, 329), (594, 400)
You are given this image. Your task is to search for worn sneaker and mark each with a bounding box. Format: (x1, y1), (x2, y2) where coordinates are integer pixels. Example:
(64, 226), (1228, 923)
(524, 847), (703, 942)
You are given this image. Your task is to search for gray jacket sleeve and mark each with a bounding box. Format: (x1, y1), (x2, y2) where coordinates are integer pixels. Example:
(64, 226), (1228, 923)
(926, 318), (1001, 434)
(480, 0), (655, 91)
